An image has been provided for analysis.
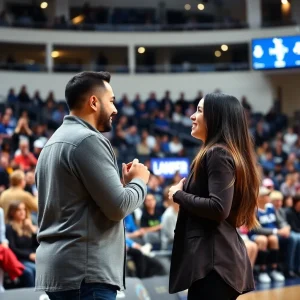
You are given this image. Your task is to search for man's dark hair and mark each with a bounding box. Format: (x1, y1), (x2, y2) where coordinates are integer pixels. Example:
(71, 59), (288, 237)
(65, 71), (111, 110)
(292, 194), (300, 207)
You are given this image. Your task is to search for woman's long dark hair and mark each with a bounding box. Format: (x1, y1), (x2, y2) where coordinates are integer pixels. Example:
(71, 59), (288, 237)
(192, 93), (260, 229)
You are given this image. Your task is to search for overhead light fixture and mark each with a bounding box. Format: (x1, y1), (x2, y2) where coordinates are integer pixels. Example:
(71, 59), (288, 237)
(72, 14), (85, 24)
(51, 51), (60, 58)
(198, 4), (205, 10)
(215, 50), (222, 57)
(281, 0), (288, 4)
(40, 2), (48, 9)
(138, 47), (146, 54)
(184, 4), (191, 11)
(221, 44), (228, 51)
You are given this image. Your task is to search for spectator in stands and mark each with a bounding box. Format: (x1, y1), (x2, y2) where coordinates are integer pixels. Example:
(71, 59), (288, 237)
(32, 90), (44, 108)
(6, 201), (38, 287)
(160, 90), (173, 111)
(140, 129), (156, 151)
(136, 134), (151, 156)
(32, 139), (44, 159)
(11, 117), (34, 152)
(161, 201), (179, 250)
(260, 150), (275, 173)
(241, 96), (252, 112)
(6, 88), (17, 105)
(147, 174), (163, 203)
(25, 171), (37, 197)
(51, 103), (67, 127)
(169, 136), (183, 155)
(175, 92), (187, 113)
(45, 91), (55, 103)
(249, 187), (285, 282)
(132, 93), (142, 112)
(283, 195), (293, 208)
(284, 127), (298, 152)
(270, 190), (300, 278)
(14, 139), (37, 172)
(0, 170), (38, 222)
(125, 126), (140, 147)
(145, 92), (159, 113)
(124, 214), (147, 245)
(280, 173), (297, 197)
(285, 194), (300, 231)
(172, 104), (183, 124)
(237, 226), (258, 267)
(140, 194), (163, 248)
(254, 121), (269, 147)
(273, 140), (288, 166)
(291, 136), (300, 158)
(0, 207), (25, 286)
(120, 95), (135, 117)
(17, 85), (31, 104)
(0, 155), (11, 191)
(154, 111), (170, 130)
(160, 134), (170, 154)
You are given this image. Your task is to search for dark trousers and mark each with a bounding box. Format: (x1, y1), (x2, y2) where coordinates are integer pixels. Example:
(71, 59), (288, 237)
(46, 280), (117, 300)
(188, 271), (240, 300)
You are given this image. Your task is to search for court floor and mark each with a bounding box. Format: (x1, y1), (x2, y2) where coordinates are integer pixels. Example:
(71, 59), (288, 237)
(239, 278), (300, 300)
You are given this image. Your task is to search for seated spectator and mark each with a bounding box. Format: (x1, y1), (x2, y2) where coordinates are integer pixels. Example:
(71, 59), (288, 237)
(260, 151), (275, 173)
(32, 90), (44, 108)
(237, 226), (258, 267)
(147, 174), (163, 203)
(175, 92), (187, 113)
(11, 117), (34, 152)
(0, 155), (11, 191)
(280, 173), (297, 197)
(273, 140), (288, 166)
(6, 88), (17, 105)
(136, 135), (151, 156)
(17, 85), (31, 104)
(33, 139), (45, 159)
(284, 127), (298, 153)
(0, 170), (38, 222)
(169, 136), (183, 155)
(254, 121), (269, 148)
(14, 139), (37, 172)
(124, 213), (146, 245)
(160, 134), (170, 154)
(172, 105), (183, 124)
(285, 195), (300, 256)
(125, 126), (140, 147)
(154, 112), (170, 130)
(24, 171), (38, 197)
(120, 95), (135, 117)
(0, 207), (25, 284)
(161, 201), (179, 250)
(51, 103), (67, 127)
(249, 187), (285, 283)
(125, 238), (166, 279)
(145, 92), (159, 113)
(270, 190), (300, 278)
(6, 201), (38, 287)
(291, 136), (300, 158)
(140, 194), (164, 249)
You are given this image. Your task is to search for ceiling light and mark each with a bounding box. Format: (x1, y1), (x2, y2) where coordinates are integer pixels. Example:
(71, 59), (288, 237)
(198, 4), (205, 10)
(281, 0), (288, 4)
(138, 47), (146, 54)
(40, 2), (48, 9)
(51, 51), (59, 58)
(184, 4), (191, 11)
(215, 50), (222, 57)
(221, 44), (228, 51)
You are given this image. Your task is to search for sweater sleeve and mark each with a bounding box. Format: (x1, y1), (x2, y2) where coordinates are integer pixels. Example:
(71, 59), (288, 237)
(72, 135), (147, 222)
(173, 148), (235, 223)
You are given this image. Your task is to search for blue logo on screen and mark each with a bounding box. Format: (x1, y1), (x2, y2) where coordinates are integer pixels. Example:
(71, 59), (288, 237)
(150, 158), (189, 179)
(252, 36), (300, 70)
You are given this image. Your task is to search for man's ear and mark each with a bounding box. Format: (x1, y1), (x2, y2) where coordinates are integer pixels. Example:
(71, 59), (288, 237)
(89, 95), (98, 111)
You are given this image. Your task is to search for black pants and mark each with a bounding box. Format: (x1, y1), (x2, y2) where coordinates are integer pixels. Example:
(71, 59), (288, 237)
(188, 271), (240, 300)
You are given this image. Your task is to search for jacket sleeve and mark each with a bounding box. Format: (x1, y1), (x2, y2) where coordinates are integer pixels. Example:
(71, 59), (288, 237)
(251, 226), (275, 236)
(72, 135), (147, 222)
(173, 148), (235, 223)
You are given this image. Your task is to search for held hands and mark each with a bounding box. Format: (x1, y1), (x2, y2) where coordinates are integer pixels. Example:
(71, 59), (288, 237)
(168, 178), (186, 202)
(122, 158), (150, 185)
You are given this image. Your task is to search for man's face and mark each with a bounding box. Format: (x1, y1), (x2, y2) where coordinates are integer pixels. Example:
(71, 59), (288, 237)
(96, 82), (117, 132)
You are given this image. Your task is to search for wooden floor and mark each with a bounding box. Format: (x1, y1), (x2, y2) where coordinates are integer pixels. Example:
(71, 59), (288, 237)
(238, 285), (300, 300)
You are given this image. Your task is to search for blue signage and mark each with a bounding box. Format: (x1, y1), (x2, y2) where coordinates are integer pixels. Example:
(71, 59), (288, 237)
(252, 35), (300, 70)
(150, 158), (190, 179)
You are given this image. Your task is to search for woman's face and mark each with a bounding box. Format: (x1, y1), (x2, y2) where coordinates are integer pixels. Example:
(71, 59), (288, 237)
(13, 203), (26, 221)
(190, 98), (206, 142)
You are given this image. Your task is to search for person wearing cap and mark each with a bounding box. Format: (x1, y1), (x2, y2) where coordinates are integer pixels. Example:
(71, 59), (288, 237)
(270, 190), (300, 278)
(248, 187), (285, 283)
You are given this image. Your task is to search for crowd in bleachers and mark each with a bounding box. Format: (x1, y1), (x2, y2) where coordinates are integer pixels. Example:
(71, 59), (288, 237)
(0, 84), (299, 290)
(0, 2), (245, 31)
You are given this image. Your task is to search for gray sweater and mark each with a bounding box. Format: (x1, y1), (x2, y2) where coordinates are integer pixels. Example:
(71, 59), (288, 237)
(35, 116), (147, 292)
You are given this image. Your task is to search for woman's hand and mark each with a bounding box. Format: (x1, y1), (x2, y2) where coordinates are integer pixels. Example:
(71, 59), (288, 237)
(168, 178), (186, 202)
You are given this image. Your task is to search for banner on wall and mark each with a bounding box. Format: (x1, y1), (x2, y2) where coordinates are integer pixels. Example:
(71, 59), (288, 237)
(150, 158), (190, 179)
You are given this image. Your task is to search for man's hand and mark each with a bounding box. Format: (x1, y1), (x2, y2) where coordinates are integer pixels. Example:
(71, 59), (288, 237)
(278, 226), (290, 238)
(122, 159), (150, 185)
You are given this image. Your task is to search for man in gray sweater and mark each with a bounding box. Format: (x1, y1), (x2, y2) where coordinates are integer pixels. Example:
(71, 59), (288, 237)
(35, 71), (150, 300)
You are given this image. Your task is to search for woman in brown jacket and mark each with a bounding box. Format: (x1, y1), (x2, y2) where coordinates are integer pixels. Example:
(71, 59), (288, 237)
(168, 93), (260, 300)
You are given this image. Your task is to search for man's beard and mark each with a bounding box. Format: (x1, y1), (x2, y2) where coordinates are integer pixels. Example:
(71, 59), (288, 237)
(98, 108), (112, 132)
